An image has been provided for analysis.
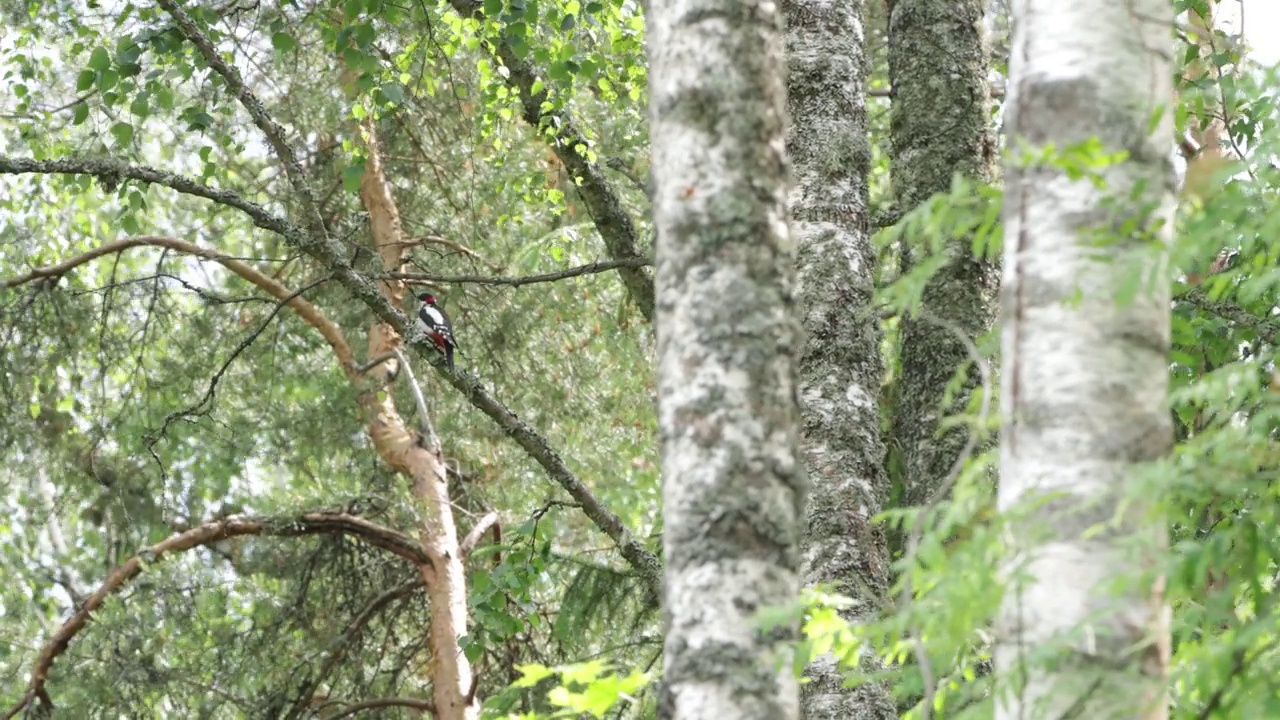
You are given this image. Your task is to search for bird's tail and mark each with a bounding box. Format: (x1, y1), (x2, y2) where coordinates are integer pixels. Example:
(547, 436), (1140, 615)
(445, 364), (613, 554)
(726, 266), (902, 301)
(446, 346), (455, 372)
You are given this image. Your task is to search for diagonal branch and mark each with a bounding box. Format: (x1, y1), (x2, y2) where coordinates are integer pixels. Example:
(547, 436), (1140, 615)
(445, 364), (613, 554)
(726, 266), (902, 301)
(390, 257), (652, 288)
(2, 511), (428, 720)
(156, 0), (329, 242)
(0, 156), (303, 240)
(1179, 287), (1280, 345)
(443, 0), (654, 322)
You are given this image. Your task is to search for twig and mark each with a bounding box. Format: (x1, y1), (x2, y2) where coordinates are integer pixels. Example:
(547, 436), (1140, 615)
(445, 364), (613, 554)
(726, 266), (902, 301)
(389, 257), (652, 288)
(283, 581), (426, 720)
(392, 346), (441, 455)
(1179, 287), (1279, 345)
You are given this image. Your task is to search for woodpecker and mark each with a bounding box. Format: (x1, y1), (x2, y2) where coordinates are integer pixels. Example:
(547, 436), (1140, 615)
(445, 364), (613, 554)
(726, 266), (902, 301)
(416, 293), (459, 371)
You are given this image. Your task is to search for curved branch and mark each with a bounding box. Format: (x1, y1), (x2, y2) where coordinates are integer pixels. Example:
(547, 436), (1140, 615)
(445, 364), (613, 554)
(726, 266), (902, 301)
(0, 235), (359, 375)
(390, 257), (652, 288)
(327, 697), (437, 719)
(2, 512), (428, 720)
(444, 0), (654, 322)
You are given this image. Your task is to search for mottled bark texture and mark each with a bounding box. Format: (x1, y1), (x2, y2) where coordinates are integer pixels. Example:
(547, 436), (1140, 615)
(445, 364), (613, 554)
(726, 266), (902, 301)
(996, 1), (1174, 718)
(783, 1), (897, 718)
(887, 0), (998, 508)
(648, 1), (804, 719)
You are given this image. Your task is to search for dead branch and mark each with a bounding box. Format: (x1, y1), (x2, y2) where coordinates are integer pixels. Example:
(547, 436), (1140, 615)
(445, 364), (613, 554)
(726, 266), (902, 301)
(389, 257), (652, 288)
(393, 345), (441, 455)
(325, 697), (437, 719)
(461, 511), (500, 558)
(2, 512), (428, 720)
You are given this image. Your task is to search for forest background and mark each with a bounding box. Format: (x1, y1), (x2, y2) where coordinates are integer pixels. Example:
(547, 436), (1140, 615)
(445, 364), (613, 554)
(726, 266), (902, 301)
(1, 0), (1279, 718)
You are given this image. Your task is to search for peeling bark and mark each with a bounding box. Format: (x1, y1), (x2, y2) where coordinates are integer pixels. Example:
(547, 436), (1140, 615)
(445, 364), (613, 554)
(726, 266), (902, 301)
(782, 1), (897, 718)
(357, 120), (477, 720)
(648, 1), (803, 719)
(997, 1), (1174, 717)
(887, 0), (998, 509)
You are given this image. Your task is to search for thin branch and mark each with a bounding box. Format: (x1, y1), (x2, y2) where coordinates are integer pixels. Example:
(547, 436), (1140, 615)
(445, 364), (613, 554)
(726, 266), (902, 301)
(461, 511), (500, 558)
(149, 276), (330, 445)
(156, 0), (330, 241)
(325, 697), (437, 719)
(0, 236), (359, 374)
(389, 257), (652, 288)
(283, 581), (426, 720)
(3, 512), (428, 719)
(407, 235), (499, 269)
(392, 346), (441, 455)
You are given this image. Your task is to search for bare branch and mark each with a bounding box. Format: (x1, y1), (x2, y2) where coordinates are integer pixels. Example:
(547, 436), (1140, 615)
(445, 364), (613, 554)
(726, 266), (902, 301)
(392, 346), (441, 455)
(326, 697), (437, 719)
(0, 236), (359, 374)
(147, 276), (331, 444)
(461, 511), (500, 558)
(3, 512), (428, 719)
(389, 257), (652, 288)
(283, 581), (426, 720)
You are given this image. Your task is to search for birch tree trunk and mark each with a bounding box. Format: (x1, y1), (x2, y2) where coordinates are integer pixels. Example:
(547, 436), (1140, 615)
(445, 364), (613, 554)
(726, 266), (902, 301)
(647, 2), (804, 719)
(782, 1), (897, 718)
(996, 1), (1174, 717)
(887, 0), (997, 508)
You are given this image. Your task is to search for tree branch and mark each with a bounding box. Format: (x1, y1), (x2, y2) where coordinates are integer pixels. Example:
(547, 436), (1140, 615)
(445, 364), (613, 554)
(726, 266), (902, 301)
(389, 257), (652, 288)
(326, 697), (437, 719)
(0, 235), (359, 374)
(3, 512), (428, 720)
(1179, 287), (1280, 345)
(156, 0), (329, 242)
(443, 0), (654, 322)
(461, 511), (500, 558)
(0, 156), (304, 240)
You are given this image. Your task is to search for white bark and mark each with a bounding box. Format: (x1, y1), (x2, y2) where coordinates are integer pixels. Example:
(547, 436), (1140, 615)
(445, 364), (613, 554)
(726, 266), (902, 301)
(997, 1), (1174, 719)
(648, 2), (804, 719)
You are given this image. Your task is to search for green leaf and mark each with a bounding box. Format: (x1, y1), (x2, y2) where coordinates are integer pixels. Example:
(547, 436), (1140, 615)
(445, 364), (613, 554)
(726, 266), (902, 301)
(129, 93), (149, 116)
(271, 32), (297, 53)
(110, 121), (134, 146)
(483, 0), (503, 13)
(379, 83), (405, 104)
(72, 102), (89, 125)
(560, 13), (576, 32)
(76, 70), (96, 91)
(88, 47), (111, 71)
(342, 161), (366, 192)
